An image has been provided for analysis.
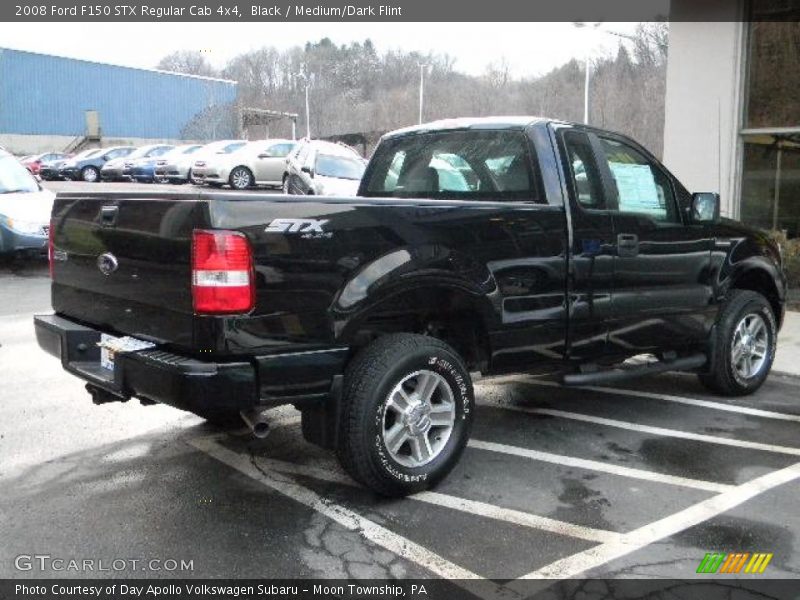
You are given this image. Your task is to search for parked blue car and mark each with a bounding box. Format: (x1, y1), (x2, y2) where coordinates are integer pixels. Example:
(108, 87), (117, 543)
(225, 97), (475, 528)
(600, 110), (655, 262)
(126, 145), (175, 183)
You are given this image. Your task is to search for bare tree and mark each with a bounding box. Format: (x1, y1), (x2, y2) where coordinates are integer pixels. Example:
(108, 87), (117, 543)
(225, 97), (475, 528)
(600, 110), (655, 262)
(157, 51), (217, 77)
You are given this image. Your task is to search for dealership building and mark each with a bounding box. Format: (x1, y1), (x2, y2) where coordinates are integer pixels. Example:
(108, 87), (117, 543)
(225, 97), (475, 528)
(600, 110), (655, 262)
(0, 48), (238, 155)
(664, 0), (800, 237)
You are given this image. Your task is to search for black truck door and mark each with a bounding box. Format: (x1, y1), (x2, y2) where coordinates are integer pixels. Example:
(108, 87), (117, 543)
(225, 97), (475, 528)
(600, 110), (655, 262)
(556, 129), (617, 361)
(591, 132), (713, 353)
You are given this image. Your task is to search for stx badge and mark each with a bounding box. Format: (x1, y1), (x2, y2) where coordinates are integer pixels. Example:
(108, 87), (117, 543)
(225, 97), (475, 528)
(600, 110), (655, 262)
(265, 218), (329, 237)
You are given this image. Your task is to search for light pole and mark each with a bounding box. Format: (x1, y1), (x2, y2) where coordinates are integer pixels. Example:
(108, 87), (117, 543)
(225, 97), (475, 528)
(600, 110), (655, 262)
(573, 22), (636, 125)
(418, 63), (427, 125)
(297, 70), (311, 138)
(304, 82), (311, 138)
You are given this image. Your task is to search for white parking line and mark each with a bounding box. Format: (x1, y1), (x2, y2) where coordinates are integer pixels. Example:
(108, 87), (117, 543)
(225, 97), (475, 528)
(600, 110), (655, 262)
(469, 440), (732, 494)
(488, 404), (800, 457)
(192, 434), (618, 544)
(525, 379), (800, 423)
(510, 460), (800, 581)
(188, 435), (509, 597)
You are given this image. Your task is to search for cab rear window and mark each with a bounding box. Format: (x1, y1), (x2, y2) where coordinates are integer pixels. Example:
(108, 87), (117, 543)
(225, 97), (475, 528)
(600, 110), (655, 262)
(363, 130), (541, 202)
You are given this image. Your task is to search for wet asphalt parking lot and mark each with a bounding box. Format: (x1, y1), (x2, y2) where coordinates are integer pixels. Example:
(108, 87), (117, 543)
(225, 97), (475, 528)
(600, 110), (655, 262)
(2, 181), (800, 591)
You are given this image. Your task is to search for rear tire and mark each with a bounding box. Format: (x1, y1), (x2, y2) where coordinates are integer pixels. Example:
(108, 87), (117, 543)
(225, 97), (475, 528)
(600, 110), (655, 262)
(336, 333), (473, 497)
(698, 290), (776, 396)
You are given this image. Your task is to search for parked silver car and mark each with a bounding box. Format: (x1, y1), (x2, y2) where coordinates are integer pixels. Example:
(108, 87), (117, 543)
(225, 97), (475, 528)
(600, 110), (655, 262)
(154, 144), (204, 184)
(189, 140), (247, 186)
(283, 140), (366, 196)
(203, 139), (297, 190)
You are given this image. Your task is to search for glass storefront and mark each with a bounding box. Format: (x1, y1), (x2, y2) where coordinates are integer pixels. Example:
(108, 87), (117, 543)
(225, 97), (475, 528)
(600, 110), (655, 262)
(739, 8), (800, 236)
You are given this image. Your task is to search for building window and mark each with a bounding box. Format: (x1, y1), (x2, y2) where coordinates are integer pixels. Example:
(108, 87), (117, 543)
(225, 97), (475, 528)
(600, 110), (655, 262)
(741, 138), (800, 237)
(740, 5), (800, 236)
(745, 10), (800, 128)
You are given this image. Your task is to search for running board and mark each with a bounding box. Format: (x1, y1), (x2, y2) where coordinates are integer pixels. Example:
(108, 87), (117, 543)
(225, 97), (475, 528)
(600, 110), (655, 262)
(562, 353), (707, 386)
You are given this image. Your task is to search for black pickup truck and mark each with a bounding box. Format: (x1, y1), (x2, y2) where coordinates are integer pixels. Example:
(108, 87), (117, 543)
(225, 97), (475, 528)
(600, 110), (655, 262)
(35, 117), (787, 496)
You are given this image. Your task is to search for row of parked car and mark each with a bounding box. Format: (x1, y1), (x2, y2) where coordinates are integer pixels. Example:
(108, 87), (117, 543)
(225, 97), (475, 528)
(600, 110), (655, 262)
(26, 137), (368, 196)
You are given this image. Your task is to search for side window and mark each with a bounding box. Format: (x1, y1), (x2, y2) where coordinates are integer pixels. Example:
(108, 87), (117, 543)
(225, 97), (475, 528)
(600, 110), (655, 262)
(267, 143), (292, 158)
(562, 131), (604, 209)
(597, 136), (679, 223)
(295, 145), (310, 165)
(384, 151), (406, 190)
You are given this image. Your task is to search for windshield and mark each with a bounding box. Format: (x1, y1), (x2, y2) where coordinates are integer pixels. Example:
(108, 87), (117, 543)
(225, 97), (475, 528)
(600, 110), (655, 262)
(364, 129), (539, 201)
(0, 155), (40, 193)
(72, 149), (100, 160)
(221, 142), (246, 154)
(315, 154), (365, 180)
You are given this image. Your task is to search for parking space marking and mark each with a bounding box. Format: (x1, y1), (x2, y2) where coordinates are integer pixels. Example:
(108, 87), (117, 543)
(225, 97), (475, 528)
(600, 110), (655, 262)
(488, 404), (800, 456)
(193, 434), (619, 543)
(510, 460), (800, 581)
(469, 440), (732, 493)
(188, 435), (513, 596)
(525, 379), (800, 423)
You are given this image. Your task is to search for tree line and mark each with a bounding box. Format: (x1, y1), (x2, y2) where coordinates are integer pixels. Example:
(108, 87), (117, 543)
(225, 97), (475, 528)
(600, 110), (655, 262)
(158, 23), (668, 157)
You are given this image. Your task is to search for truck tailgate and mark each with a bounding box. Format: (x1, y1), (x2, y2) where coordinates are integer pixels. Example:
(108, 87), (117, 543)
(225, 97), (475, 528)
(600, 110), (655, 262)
(51, 194), (207, 349)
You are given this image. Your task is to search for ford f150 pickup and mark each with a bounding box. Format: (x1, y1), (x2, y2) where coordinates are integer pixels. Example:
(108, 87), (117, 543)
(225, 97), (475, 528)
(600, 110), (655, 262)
(35, 117), (787, 496)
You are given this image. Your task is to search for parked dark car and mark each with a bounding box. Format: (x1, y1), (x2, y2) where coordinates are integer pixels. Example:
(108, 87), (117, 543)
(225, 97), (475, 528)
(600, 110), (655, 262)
(120, 145), (174, 181)
(23, 152), (70, 177)
(60, 146), (135, 182)
(35, 117), (786, 497)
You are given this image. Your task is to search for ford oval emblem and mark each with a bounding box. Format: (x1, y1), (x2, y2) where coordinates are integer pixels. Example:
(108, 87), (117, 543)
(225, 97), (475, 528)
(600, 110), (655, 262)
(97, 253), (119, 276)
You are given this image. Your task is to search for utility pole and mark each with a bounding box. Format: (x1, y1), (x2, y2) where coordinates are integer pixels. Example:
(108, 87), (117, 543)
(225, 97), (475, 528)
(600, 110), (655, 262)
(305, 82), (311, 138)
(573, 22), (636, 126)
(418, 63), (427, 124)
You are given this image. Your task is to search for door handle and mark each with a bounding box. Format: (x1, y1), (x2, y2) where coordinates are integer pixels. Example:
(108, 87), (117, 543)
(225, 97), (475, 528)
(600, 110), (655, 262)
(617, 233), (639, 257)
(100, 205), (118, 227)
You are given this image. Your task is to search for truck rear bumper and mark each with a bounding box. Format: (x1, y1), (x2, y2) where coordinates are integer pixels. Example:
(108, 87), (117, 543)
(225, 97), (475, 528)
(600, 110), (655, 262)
(34, 314), (349, 415)
(34, 313), (259, 414)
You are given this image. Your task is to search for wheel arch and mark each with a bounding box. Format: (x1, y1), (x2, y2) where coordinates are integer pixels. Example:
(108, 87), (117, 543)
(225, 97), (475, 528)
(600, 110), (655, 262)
(729, 263), (784, 329)
(334, 282), (494, 372)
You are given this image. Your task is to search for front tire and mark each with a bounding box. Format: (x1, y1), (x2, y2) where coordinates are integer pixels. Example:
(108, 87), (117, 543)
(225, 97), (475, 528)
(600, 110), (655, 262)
(81, 166), (100, 182)
(337, 334), (474, 497)
(698, 290), (776, 396)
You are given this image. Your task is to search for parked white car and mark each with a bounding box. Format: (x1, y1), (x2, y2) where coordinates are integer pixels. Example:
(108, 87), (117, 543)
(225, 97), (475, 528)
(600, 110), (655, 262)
(203, 139), (297, 190)
(154, 144), (204, 184)
(0, 150), (55, 256)
(189, 140), (247, 186)
(283, 140), (366, 196)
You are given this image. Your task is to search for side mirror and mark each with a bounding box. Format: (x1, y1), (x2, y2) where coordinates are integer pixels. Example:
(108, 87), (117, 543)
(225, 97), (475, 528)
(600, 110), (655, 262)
(691, 192), (720, 223)
(301, 165), (314, 177)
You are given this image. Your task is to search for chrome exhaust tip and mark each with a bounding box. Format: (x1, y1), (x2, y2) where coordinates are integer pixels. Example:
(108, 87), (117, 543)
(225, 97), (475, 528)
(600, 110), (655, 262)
(240, 409), (270, 439)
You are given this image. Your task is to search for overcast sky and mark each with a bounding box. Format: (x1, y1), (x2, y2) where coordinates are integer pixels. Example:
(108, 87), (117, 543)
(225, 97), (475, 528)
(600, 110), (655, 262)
(0, 22), (643, 78)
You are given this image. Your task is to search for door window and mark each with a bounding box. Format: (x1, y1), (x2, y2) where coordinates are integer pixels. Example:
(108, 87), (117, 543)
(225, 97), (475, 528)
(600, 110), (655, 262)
(266, 143), (294, 158)
(597, 136), (679, 223)
(562, 131), (604, 209)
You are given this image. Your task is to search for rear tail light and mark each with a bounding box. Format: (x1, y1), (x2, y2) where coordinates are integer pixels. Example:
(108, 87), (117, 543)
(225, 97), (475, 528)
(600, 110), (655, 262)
(191, 230), (254, 314)
(48, 219), (55, 278)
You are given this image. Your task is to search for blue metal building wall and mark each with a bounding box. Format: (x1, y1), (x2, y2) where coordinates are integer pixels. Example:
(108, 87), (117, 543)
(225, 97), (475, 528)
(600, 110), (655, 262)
(0, 48), (237, 139)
